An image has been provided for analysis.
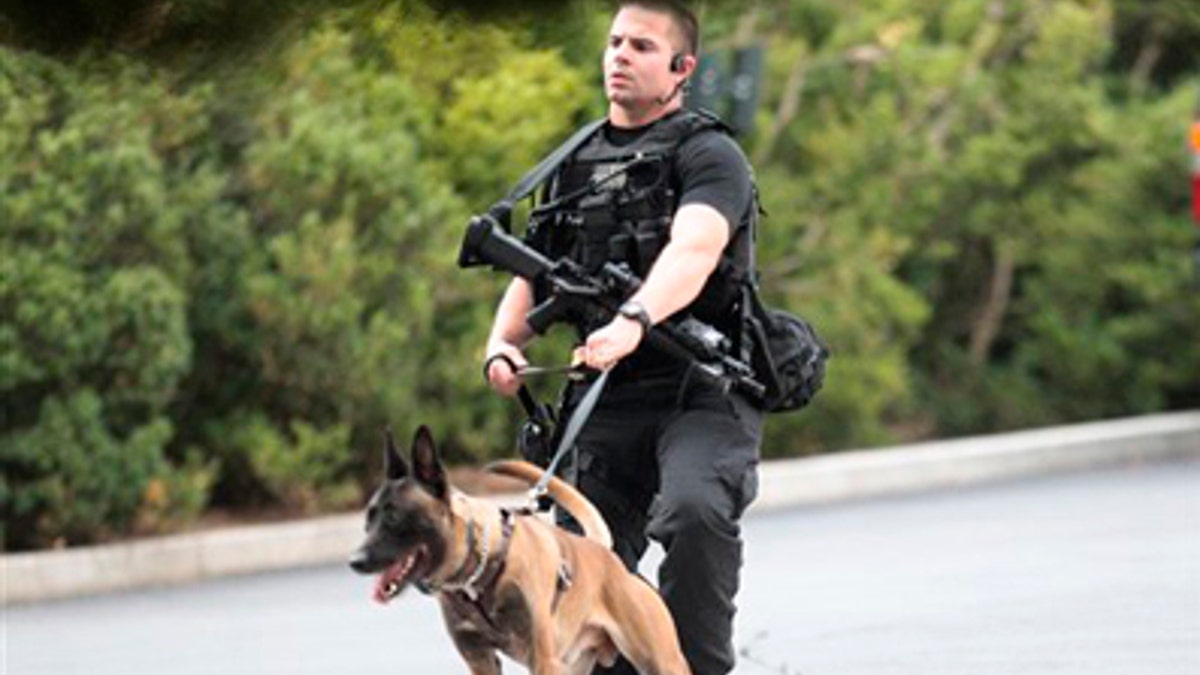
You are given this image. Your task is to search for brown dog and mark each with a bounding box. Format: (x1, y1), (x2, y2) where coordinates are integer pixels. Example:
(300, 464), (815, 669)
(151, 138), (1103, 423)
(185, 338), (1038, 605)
(349, 426), (690, 675)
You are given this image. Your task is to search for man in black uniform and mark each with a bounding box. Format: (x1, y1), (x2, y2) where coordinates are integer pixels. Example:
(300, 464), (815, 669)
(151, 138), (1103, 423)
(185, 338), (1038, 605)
(483, 2), (762, 673)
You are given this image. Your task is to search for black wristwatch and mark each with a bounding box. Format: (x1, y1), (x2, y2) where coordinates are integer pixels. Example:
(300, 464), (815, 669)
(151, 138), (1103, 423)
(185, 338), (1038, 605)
(617, 300), (653, 335)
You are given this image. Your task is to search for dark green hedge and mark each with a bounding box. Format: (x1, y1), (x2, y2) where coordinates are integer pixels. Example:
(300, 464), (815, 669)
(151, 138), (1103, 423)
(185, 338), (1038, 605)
(2, 0), (1197, 550)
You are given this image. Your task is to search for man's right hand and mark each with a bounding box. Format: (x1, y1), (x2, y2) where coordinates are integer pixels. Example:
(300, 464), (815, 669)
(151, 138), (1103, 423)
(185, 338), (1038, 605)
(484, 343), (528, 397)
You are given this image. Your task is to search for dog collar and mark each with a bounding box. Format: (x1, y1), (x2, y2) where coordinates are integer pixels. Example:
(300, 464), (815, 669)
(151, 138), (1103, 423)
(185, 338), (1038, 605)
(422, 498), (499, 599)
(436, 515), (492, 600)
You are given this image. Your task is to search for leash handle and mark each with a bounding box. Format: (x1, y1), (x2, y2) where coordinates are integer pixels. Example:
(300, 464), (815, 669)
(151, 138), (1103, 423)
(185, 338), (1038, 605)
(484, 353), (593, 419)
(482, 353), (543, 419)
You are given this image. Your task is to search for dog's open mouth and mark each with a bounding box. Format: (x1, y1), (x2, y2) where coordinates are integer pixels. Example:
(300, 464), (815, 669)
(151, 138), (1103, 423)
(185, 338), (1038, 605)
(373, 546), (428, 604)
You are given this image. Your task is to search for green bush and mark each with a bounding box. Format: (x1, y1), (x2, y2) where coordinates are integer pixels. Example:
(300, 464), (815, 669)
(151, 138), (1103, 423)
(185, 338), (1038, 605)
(745, 0), (1200, 442)
(0, 50), (218, 549)
(0, 391), (187, 548)
(2, 0), (1197, 549)
(218, 414), (358, 513)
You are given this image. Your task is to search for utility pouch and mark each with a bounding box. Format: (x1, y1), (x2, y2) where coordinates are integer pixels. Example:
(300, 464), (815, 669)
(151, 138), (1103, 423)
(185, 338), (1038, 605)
(517, 398), (557, 468)
(746, 287), (829, 413)
(578, 194), (617, 272)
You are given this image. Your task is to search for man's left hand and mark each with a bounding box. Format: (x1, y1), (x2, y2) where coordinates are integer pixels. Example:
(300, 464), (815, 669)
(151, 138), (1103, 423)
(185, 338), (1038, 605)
(576, 316), (645, 371)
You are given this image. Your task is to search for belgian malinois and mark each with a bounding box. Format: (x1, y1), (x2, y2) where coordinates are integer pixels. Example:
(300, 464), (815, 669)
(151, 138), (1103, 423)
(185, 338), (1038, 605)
(349, 426), (690, 674)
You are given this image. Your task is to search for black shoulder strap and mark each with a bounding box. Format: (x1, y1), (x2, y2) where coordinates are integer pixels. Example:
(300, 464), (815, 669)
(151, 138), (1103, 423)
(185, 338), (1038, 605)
(505, 118), (606, 205)
(645, 108), (731, 158)
(683, 107), (736, 137)
(510, 110), (725, 209)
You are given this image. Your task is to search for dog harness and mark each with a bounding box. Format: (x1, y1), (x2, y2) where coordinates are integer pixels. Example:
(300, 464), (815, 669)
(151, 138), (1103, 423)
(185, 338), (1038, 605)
(433, 508), (575, 638)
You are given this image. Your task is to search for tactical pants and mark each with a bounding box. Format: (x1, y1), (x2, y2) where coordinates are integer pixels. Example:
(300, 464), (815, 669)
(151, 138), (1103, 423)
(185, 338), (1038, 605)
(564, 374), (763, 675)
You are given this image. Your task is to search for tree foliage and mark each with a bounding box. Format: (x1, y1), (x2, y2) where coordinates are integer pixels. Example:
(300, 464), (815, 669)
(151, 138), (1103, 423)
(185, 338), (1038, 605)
(1, 52), (218, 547)
(2, 0), (1197, 548)
(730, 0), (1199, 450)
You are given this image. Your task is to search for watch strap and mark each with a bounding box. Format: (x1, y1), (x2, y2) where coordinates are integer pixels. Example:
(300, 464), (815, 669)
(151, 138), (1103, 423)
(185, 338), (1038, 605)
(618, 301), (653, 335)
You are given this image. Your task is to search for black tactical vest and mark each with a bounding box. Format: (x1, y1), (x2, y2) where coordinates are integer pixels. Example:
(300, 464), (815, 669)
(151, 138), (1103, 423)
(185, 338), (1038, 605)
(525, 109), (754, 342)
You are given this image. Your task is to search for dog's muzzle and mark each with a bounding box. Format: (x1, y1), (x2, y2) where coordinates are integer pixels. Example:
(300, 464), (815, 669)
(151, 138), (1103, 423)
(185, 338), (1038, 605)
(348, 548), (377, 574)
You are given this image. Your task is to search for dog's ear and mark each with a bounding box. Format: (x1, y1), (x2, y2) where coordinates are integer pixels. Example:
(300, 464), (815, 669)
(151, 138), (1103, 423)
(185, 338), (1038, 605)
(411, 425), (448, 501)
(383, 427), (409, 481)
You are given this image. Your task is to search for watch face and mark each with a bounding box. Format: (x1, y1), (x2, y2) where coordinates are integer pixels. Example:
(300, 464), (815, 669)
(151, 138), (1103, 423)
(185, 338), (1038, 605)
(620, 302), (650, 330)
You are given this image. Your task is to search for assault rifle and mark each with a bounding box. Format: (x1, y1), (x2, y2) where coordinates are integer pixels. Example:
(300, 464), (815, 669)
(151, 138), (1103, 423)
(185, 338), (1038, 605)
(458, 212), (766, 400)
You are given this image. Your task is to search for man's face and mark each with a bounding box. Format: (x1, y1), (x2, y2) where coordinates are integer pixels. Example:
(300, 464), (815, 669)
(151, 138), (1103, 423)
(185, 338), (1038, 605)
(603, 7), (682, 111)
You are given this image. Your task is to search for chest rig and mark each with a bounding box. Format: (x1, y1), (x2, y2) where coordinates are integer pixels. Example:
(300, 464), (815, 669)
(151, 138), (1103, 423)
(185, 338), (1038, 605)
(525, 110), (752, 338)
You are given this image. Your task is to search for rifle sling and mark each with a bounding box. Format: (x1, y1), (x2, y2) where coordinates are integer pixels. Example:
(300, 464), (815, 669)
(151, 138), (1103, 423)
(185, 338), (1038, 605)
(504, 118), (606, 206)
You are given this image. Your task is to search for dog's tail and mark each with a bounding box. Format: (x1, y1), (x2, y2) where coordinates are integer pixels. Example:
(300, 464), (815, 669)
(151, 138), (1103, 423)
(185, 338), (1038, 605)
(485, 460), (613, 550)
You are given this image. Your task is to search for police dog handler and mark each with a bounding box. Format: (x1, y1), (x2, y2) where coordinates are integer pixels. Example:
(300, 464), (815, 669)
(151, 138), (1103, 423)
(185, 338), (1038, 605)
(483, 2), (763, 673)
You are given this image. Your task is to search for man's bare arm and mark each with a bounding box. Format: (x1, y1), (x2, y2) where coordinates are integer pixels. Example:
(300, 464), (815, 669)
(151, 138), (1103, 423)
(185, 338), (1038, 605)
(578, 203), (729, 370)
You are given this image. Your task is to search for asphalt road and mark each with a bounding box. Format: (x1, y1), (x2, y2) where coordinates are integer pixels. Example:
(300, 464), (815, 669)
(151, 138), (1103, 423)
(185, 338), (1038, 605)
(7, 459), (1199, 675)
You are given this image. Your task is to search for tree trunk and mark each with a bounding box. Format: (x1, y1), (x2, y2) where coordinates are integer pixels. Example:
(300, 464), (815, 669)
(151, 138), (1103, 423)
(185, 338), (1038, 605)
(1130, 20), (1166, 92)
(969, 242), (1015, 365)
(753, 50), (808, 166)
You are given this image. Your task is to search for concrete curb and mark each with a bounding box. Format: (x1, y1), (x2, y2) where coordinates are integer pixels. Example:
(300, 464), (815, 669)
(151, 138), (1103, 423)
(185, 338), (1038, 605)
(5, 411), (1198, 605)
(751, 411), (1200, 510)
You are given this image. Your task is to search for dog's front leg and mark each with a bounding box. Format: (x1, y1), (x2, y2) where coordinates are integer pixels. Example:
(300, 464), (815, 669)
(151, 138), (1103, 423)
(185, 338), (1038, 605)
(448, 626), (503, 675)
(463, 652), (503, 675)
(455, 642), (503, 675)
(527, 616), (564, 675)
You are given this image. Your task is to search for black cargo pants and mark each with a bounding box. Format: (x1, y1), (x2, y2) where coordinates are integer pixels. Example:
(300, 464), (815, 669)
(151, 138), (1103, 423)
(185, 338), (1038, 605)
(562, 373), (763, 675)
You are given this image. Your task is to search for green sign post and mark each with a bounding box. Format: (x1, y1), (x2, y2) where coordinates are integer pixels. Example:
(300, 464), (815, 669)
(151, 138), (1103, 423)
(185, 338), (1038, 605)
(687, 46), (764, 137)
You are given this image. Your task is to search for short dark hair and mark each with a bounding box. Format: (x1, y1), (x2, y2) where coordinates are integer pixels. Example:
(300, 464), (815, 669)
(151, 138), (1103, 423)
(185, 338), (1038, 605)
(618, 0), (699, 56)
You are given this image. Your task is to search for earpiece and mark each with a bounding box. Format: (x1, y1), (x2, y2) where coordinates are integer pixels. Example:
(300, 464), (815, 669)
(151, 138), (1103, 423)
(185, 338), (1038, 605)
(657, 54), (690, 105)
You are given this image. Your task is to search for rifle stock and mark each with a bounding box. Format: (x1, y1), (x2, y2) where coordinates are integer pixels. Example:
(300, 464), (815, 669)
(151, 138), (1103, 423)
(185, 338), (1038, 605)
(459, 213), (551, 280)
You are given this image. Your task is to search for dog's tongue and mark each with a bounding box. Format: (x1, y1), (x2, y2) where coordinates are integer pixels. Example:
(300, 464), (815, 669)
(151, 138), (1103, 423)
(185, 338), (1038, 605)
(372, 577), (392, 605)
(371, 553), (415, 604)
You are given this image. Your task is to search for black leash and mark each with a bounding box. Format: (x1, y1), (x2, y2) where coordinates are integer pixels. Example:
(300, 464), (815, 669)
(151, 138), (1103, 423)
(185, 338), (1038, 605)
(530, 368), (610, 503)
